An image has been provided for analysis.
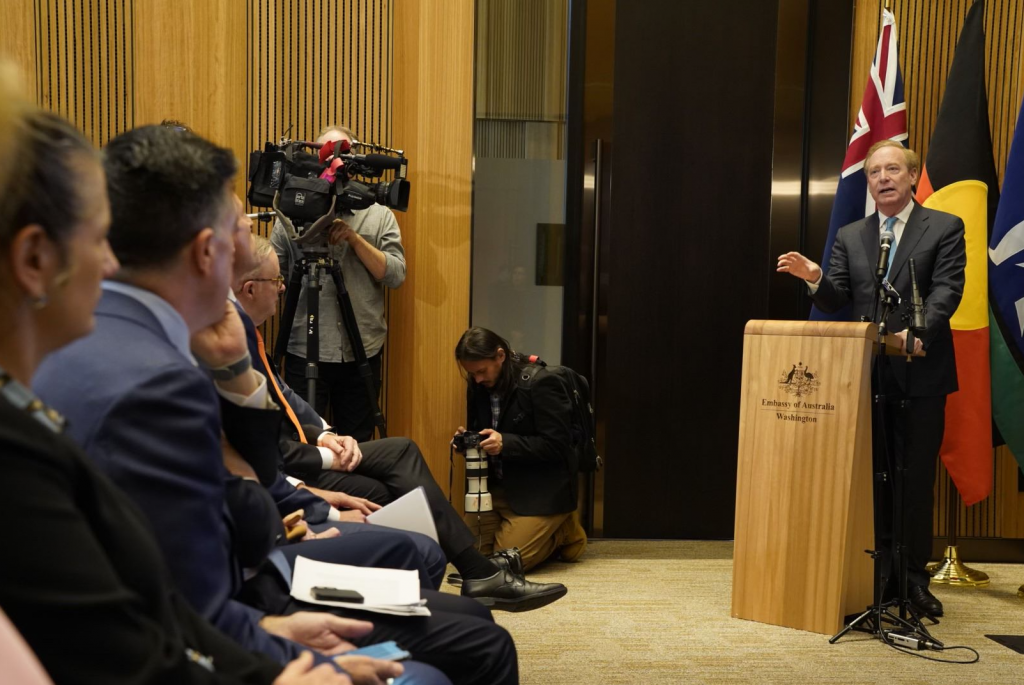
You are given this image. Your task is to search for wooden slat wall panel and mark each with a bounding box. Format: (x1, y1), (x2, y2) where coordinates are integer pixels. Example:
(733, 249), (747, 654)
(476, 0), (565, 121)
(1, 1), (38, 97)
(247, 0), (394, 420)
(390, 0), (475, 495)
(853, 1), (1024, 540)
(997, 446), (1024, 536)
(252, 0), (391, 157)
(20, 0), (136, 147)
(475, 119), (526, 157)
(475, 0), (566, 160)
(133, 0), (247, 196)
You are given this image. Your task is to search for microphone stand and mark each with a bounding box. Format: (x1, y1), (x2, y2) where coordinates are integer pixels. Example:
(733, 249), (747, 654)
(832, 259), (940, 648)
(869, 232), (895, 328)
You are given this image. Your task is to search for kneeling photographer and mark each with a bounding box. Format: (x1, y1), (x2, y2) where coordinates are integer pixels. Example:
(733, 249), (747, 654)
(454, 327), (587, 572)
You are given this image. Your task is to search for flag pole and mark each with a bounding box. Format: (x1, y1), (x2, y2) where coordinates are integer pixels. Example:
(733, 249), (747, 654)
(926, 472), (989, 586)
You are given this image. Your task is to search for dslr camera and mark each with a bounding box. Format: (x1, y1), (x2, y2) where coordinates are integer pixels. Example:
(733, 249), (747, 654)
(452, 430), (487, 453)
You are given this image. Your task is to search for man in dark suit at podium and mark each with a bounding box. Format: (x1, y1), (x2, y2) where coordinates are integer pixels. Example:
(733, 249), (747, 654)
(776, 140), (966, 618)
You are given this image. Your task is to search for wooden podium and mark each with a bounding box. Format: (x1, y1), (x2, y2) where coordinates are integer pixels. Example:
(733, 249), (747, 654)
(731, 320), (905, 635)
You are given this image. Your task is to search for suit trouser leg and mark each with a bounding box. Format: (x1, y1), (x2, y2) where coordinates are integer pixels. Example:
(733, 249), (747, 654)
(896, 394), (945, 588)
(353, 438), (478, 562)
(327, 353), (382, 443)
(313, 469), (393, 505)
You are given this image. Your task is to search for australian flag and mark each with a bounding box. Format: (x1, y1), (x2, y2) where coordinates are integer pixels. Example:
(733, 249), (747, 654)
(811, 8), (907, 320)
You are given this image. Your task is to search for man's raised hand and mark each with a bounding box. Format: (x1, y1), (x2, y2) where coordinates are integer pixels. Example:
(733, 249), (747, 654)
(776, 252), (822, 283)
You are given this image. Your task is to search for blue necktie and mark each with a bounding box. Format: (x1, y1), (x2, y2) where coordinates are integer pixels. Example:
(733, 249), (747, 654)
(267, 549), (293, 589)
(884, 216), (898, 277)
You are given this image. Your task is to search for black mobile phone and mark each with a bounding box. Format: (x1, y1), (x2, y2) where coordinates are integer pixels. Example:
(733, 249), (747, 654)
(311, 586), (365, 603)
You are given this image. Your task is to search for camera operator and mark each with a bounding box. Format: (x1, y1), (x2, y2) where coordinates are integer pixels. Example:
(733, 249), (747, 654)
(270, 124), (404, 441)
(454, 327), (587, 572)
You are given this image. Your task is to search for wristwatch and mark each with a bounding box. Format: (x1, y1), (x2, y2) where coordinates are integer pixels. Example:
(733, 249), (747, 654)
(210, 353), (252, 381)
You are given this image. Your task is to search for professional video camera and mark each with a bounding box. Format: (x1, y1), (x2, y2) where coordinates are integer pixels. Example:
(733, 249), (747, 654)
(246, 132), (410, 438)
(246, 134), (410, 246)
(453, 431), (493, 513)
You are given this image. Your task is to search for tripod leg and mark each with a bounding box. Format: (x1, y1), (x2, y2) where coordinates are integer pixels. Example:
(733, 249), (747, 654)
(304, 262), (322, 407)
(830, 606), (878, 644)
(274, 256), (305, 370)
(329, 263), (388, 438)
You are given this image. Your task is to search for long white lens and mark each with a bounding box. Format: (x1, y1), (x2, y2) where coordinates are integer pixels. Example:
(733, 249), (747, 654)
(463, 445), (493, 512)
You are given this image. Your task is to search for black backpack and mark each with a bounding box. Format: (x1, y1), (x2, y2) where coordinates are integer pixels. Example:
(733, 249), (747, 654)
(514, 355), (603, 473)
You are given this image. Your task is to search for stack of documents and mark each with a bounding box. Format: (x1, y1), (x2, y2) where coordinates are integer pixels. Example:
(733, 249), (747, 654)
(291, 556), (430, 617)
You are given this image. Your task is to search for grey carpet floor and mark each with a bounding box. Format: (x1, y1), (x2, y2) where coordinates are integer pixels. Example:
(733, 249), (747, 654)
(444, 539), (1024, 684)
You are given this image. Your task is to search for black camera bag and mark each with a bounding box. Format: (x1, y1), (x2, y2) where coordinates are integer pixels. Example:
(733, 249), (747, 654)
(248, 144), (326, 208)
(515, 357), (603, 473)
(278, 176), (333, 222)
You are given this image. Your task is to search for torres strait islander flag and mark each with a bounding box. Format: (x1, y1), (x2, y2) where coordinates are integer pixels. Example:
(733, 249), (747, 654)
(811, 8), (907, 321)
(915, 1), (997, 505)
(989, 99), (1024, 472)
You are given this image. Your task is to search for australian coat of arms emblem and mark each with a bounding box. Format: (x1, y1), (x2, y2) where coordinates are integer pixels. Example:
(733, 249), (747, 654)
(778, 361), (820, 398)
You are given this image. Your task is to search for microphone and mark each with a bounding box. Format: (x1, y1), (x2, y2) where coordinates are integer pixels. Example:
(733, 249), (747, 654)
(909, 258), (926, 333)
(343, 153), (405, 170)
(876, 229), (895, 281)
(246, 212), (276, 221)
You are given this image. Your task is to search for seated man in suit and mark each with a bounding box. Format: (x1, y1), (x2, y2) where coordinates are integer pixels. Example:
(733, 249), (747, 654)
(235, 233), (567, 613)
(777, 140), (966, 619)
(222, 206), (447, 590)
(35, 125), (517, 685)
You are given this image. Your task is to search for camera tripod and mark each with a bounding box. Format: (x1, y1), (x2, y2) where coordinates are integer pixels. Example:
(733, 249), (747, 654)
(274, 244), (387, 439)
(831, 268), (939, 649)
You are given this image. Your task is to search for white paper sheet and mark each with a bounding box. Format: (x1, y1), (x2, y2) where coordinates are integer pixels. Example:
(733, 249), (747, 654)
(366, 486), (439, 543)
(290, 556), (430, 617)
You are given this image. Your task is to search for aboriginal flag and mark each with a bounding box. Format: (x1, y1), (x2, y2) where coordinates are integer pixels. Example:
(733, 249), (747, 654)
(914, 1), (997, 505)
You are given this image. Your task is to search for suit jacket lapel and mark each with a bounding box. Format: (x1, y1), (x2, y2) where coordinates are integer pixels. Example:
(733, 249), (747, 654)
(860, 213), (881, 274)
(888, 203), (928, 282)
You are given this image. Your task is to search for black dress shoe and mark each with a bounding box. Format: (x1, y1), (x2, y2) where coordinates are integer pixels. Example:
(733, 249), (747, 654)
(491, 547), (525, 576)
(461, 551), (567, 612)
(446, 547), (525, 588)
(907, 584), (943, 617)
(920, 585), (944, 614)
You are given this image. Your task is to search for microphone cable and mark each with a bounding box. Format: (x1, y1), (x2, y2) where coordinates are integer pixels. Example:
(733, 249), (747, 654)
(881, 630), (980, 664)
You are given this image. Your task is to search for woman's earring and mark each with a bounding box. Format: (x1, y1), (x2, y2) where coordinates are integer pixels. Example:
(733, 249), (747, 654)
(31, 294), (48, 310)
